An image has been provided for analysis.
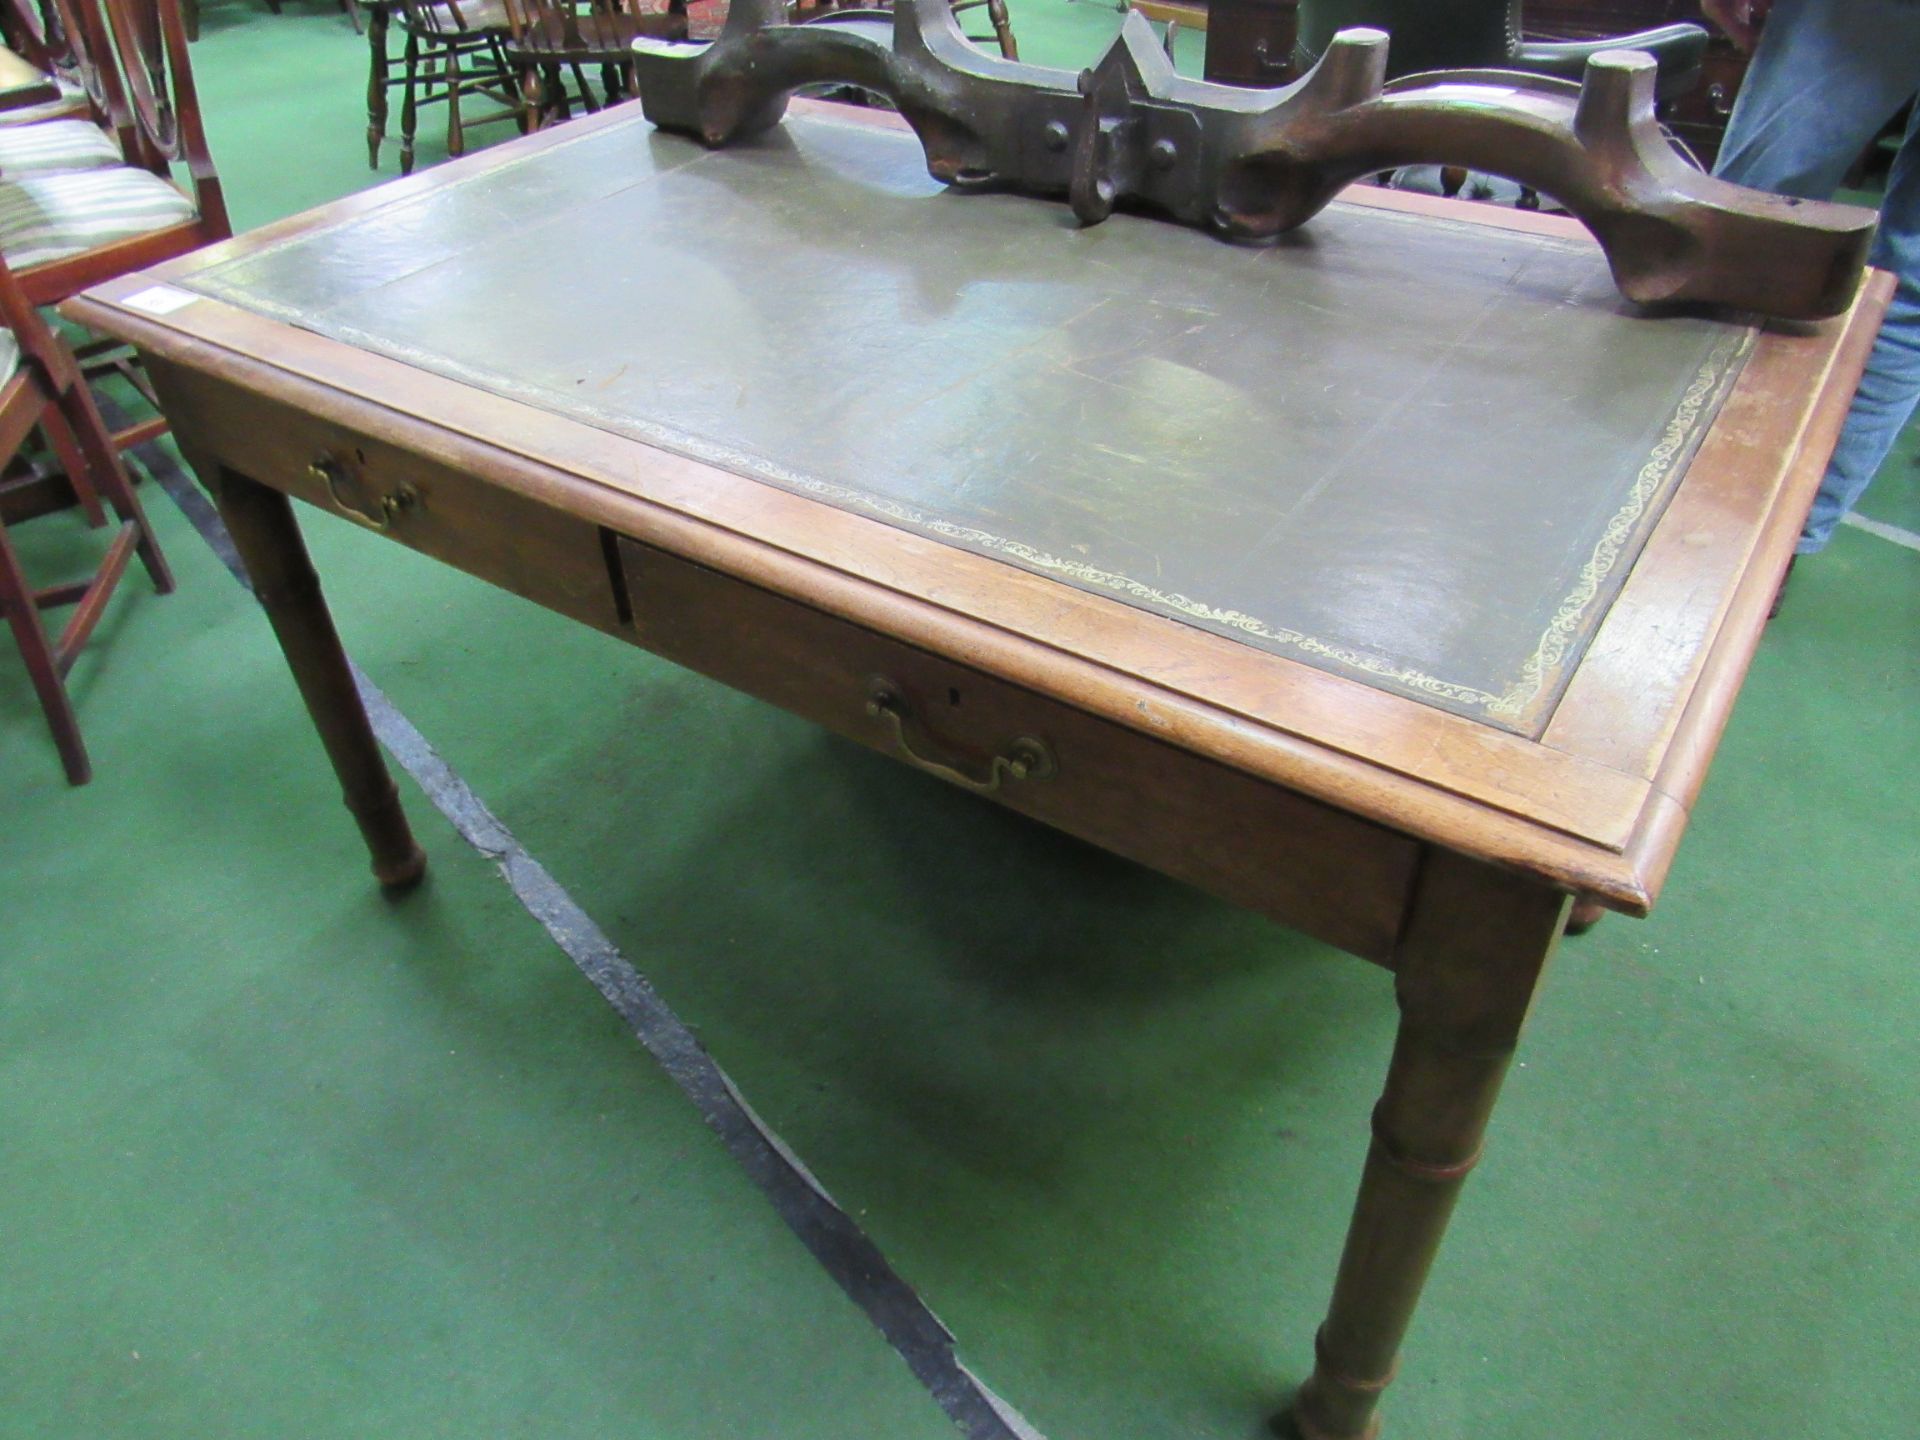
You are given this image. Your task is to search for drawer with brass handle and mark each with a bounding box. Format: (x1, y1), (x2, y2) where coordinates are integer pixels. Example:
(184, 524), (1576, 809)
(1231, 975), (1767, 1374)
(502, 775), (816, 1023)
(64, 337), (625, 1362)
(612, 536), (1420, 964)
(142, 357), (624, 636)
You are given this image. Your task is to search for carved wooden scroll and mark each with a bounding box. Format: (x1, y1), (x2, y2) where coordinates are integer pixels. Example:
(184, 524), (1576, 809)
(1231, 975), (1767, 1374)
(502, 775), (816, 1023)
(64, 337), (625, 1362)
(632, 0), (1874, 320)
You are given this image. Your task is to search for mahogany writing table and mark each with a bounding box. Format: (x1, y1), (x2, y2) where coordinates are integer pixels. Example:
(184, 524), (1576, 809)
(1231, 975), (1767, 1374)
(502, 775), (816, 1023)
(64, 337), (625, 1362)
(67, 100), (1887, 1440)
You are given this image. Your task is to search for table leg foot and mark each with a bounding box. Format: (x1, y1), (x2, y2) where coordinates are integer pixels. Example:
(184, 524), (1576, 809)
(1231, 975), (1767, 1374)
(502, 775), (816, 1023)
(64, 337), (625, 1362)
(366, 792), (428, 890)
(1283, 1329), (1388, 1440)
(1287, 849), (1569, 1440)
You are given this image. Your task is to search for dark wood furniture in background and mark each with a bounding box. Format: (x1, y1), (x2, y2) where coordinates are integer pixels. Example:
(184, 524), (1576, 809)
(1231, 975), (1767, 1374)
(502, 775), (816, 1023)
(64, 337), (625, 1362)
(0, 0), (227, 528)
(260, 0), (363, 34)
(1526, 1), (1746, 164)
(0, 246), (171, 784)
(366, 0), (523, 175)
(1132, 0), (1208, 43)
(731, 0), (1021, 58)
(1203, 0), (1744, 164)
(1, 0), (229, 308)
(1201, 0), (1291, 85)
(947, 0), (1015, 57)
(500, 0), (687, 129)
(1, 0), (129, 143)
(69, 101), (1887, 1440)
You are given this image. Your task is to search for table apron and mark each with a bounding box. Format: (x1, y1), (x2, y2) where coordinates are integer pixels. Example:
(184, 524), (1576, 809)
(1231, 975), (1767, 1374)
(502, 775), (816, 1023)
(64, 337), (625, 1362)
(147, 357), (627, 636)
(615, 539), (1421, 964)
(148, 357), (1423, 965)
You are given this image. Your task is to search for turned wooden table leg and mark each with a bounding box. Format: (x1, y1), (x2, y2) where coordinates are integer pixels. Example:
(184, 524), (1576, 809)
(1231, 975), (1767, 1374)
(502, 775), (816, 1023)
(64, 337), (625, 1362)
(1287, 849), (1569, 1440)
(213, 470), (427, 889)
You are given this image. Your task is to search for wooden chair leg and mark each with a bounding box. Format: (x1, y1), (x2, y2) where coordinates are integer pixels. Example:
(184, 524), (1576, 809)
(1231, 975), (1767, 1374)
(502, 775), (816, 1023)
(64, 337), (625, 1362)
(987, 0), (1017, 60)
(399, 29), (422, 176)
(494, 39), (533, 133)
(446, 48), (466, 157)
(44, 382), (174, 596)
(367, 1), (391, 167)
(37, 404), (109, 528)
(572, 62), (600, 114)
(517, 64), (543, 131)
(69, 342), (171, 454)
(536, 64), (567, 129)
(0, 518), (91, 784)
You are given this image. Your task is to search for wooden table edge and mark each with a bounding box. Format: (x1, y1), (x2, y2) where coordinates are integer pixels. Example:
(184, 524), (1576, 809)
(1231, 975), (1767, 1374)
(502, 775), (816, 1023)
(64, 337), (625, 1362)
(65, 282), (1676, 910)
(76, 92), (1879, 916)
(64, 276), (1663, 809)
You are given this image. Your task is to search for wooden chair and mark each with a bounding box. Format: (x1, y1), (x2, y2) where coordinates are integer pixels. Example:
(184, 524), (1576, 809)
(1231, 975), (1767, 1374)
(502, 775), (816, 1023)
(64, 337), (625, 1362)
(0, 0), (227, 481)
(499, 0), (687, 130)
(0, 0), (137, 177)
(258, 0), (364, 34)
(948, 0), (1013, 58)
(1291, 0), (1706, 98)
(0, 0), (110, 128)
(374, 0), (523, 175)
(0, 243), (172, 784)
(789, 0), (1016, 59)
(0, 0), (229, 310)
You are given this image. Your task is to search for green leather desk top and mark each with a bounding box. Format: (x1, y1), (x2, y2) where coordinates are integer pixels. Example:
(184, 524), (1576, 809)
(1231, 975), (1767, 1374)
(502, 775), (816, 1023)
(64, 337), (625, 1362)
(182, 110), (1755, 735)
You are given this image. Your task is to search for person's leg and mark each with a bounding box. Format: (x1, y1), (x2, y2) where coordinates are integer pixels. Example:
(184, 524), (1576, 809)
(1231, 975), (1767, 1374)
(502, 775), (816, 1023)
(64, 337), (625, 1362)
(1715, 0), (1920, 553)
(1800, 105), (1920, 551)
(1714, 0), (1920, 198)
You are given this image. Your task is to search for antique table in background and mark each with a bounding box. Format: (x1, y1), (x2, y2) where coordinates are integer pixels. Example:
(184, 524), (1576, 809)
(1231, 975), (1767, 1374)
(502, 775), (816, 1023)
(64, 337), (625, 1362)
(67, 101), (1887, 1440)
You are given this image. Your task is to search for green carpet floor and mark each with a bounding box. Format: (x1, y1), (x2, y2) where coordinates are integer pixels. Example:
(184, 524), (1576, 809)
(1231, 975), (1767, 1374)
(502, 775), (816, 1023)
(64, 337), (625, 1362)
(3, 8), (1916, 1440)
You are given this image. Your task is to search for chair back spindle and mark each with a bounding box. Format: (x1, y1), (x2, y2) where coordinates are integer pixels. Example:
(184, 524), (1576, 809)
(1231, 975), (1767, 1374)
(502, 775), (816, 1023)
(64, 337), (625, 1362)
(500, 0), (688, 129)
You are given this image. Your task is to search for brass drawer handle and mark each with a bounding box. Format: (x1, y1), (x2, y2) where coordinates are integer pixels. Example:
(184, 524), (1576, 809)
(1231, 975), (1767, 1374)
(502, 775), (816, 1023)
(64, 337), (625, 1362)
(309, 454), (417, 532)
(865, 677), (1055, 795)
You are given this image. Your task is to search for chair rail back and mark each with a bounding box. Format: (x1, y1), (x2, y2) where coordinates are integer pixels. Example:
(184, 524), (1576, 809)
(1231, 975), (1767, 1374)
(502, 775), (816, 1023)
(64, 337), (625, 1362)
(96, 0), (228, 235)
(501, 0), (681, 61)
(398, 0), (498, 39)
(1, 0), (64, 69)
(24, 0), (139, 153)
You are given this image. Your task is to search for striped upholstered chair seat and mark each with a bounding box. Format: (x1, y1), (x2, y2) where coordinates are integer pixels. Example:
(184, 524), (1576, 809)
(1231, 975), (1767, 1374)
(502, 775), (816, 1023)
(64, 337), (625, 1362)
(0, 118), (124, 176)
(0, 326), (18, 384)
(0, 166), (197, 272)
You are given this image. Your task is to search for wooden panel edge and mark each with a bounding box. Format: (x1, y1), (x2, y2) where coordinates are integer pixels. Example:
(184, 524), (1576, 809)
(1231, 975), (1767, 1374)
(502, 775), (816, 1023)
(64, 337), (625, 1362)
(64, 288), (1661, 860)
(1547, 270), (1893, 914)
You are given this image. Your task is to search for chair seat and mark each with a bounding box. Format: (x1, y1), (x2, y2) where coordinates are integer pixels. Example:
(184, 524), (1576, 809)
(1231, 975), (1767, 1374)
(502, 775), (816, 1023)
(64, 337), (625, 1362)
(0, 78), (91, 127)
(0, 166), (197, 273)
(0, 119), (124, 176)
(0, 328), (18, 383)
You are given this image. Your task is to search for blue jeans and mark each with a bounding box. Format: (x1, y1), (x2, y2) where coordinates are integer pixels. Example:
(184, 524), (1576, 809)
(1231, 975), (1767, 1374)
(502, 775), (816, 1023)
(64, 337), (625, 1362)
(1713, 0), (1920, 552)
